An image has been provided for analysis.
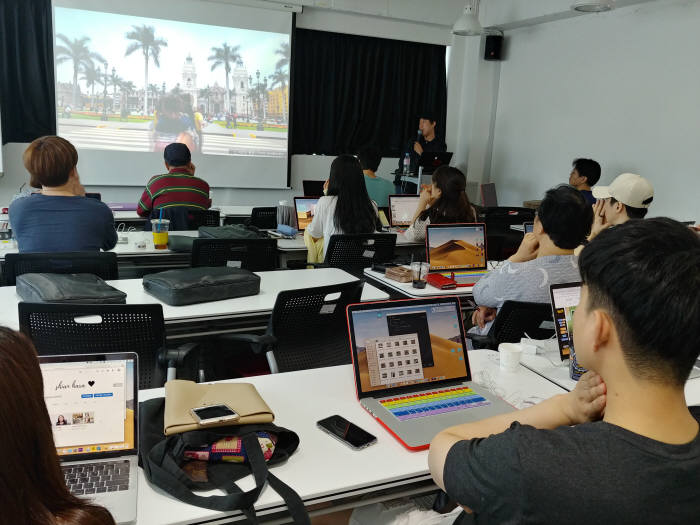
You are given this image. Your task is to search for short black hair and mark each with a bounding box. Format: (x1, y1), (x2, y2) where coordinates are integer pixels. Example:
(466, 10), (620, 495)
(418, 111), (437, 123)
(537, 185), (593, 249)
(579, 218), (700, 385)
(358, 147), (382, 173)
(609, 197), (649, 219)
(572, 158), (601, 186)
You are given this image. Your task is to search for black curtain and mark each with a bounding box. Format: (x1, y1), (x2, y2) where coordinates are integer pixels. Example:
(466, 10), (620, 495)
(291, 29), (446, 157)
(0, 0), (56, 144)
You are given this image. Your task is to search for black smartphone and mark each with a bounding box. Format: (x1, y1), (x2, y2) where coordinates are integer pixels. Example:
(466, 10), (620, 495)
(317, 415), (377, 450)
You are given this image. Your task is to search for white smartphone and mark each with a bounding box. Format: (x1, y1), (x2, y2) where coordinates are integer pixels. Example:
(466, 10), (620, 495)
(190, 404), (239, 426)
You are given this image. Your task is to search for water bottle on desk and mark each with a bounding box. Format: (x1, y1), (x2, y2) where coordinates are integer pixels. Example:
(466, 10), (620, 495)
(403, 153), (410, 175)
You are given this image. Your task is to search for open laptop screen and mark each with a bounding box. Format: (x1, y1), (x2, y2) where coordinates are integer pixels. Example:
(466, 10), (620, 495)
(40, 354), (137, 457)
(549, 282), (582, 360)
(389, 195), (420, 227)
(294, 197), (320, 231)
(348, 298), (469, 396)
(426, 224), (487, 272)
(524, 222), (534, 234)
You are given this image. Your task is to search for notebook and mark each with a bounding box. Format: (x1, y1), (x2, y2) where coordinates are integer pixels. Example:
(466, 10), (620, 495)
(294, 196), (320, 232)
(40, 353), (138, 525)
(425, 223), (489, 287)
(388, 195), (421, 227)
(347, 297), (513, 450)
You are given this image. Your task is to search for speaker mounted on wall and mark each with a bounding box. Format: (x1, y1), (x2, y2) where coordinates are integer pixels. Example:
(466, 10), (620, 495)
(484, 34), (503, 61)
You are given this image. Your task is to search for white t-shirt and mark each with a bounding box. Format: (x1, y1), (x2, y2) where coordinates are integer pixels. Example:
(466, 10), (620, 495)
(306, 195), (378, 258)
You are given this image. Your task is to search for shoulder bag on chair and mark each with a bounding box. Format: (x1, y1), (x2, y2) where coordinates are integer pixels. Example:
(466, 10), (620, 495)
(139, 397), (310, 524)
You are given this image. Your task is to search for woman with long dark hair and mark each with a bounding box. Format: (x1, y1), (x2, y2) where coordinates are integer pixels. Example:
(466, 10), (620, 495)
(404, 166), (476, 242)
(307, 155), (379, 258)
(0, 327), (115, 525)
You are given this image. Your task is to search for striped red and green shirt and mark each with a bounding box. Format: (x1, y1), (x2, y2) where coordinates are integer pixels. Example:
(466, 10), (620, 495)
(137, 168), (211, 217)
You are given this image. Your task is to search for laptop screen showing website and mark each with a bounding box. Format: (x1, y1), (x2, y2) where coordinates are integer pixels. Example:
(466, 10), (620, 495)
(349, 300), (469, 395)
(389, 196), (420, 226)
(41, 357), (136, 456)
(550, 283), (582, 360)
(427, 224), (486, 272)
(294, 197), (320, 231)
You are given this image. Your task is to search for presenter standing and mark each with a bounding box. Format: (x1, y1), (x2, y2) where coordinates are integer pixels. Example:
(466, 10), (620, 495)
(395, 112), (447, 193)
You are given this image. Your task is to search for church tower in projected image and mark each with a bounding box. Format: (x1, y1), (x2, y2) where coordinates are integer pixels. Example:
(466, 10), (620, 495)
(182, 55), (198, 108)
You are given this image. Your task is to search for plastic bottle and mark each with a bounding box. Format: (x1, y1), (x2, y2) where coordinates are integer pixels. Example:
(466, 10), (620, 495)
(403, 153), (410, 175)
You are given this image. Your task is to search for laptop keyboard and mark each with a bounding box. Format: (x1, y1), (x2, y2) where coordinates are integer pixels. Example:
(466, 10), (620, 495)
(380, 387), (491, 421)
(61, 459), (130, 495)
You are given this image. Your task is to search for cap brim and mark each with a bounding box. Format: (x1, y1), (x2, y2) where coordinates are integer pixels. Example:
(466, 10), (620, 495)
(592, 186), (611, 200)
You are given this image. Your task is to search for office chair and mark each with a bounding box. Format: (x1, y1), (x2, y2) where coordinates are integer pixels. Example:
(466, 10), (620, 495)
(466, 300), (555, 351)
(322, 233), (397, 276)
(187, 209), (221, 229)
(3, 252), (119, 286)
(175, 281), (364, 381)
(190, 238), (278, 271)
(249, 207), (278, 230)
(17, 302), (189, 389)
(145, 208), (219, 231)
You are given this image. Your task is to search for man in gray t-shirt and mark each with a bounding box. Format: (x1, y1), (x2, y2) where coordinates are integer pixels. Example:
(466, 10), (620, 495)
(429, 218), (700, 524)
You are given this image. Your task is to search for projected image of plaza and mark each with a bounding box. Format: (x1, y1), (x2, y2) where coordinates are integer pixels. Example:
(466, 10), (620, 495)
(54, 7), (289, 157)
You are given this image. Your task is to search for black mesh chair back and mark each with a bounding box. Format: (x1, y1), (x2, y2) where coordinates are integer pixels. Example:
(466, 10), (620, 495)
(3, 252), (119, 286)
(249, 207), (277, 229)
(18, 303), (167, 389)
(190, 238), (278, 271)
(467, 301), (555, 350)
(324, 233), (397, 276)
(269, 281), (364, 373)
(187, 209), (221, 229)
(145, 207), (219, 231)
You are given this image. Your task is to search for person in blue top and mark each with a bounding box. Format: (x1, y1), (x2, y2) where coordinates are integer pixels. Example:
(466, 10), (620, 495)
(9, 136), (117, 253)
(358, 147), (394, 208)
(568, 157), (601, 206)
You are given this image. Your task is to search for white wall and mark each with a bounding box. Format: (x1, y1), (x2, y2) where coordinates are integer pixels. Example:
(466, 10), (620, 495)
(488, 0), (700, 219)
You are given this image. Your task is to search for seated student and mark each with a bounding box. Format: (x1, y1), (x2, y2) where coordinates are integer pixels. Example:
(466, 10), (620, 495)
(403, 166), (476, 243)
(0, 326), (116, 524)
(471, 185), (591, 331)
(429, 218), (700, 524)
(9, 136), (117, 253)
(588, 172), (654, 241)
(358, 147), (394, 208)
(137, 142), (211, 219)
(568, 157), (601, 206)
(307, 155), (379, 259)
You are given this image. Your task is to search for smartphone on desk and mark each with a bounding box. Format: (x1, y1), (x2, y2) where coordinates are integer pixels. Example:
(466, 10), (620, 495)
(317, 415), (377, 450)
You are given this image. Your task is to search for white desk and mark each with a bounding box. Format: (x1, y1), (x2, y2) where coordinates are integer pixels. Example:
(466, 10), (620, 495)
(363, 268), (475, 299)
(0, 268), (388, 338)
(521, 348), (700, 406)
(135, 350), (567, 524)
(217, 205), (254, 218)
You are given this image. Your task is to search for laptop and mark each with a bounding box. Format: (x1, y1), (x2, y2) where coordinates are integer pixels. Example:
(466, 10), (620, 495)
(302, 180), (325, 197)
(40, 353), (138, 525)
(294, 196), (320, 232)
(480, 183), (498, 207)
(418, 152), (453, 174)
(425, 223), (489, 287)
(388, 195), (420, 228)
(550, 282), (700, 379)
(347, 297), (514, 450)
(523, 222), (534, 234)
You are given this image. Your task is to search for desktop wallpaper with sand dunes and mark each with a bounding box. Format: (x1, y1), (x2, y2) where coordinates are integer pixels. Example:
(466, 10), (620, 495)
(352, 304), (468, 393)
(428, 226), (486, 270)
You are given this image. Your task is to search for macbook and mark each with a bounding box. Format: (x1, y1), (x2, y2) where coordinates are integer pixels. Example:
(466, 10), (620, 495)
(40, 353), (138, 525)
(388, 195), (420, 228)
(347, 297), (513, 450)
(294, 196), (320, 232)
(425, 223), (489, 287)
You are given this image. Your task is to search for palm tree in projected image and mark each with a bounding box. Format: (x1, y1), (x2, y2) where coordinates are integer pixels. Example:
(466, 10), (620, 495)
(80, 61), (102, 111)
(148, 83), (160, 114)
(275, 41), (291, 72)
(120, 80), (136, 118)
(208, 43), (242, 116)
(269, 69), (289, 122)
(199, 86), (213, 116)
(125, 25), (168, 117)
(55, 34), (105, 108)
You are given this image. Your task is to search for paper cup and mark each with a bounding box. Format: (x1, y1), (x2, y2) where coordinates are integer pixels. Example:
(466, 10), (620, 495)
(499, 342), (523, 372)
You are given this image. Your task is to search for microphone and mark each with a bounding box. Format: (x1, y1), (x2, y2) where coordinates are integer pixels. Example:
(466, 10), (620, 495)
(417, 129), (422, 140)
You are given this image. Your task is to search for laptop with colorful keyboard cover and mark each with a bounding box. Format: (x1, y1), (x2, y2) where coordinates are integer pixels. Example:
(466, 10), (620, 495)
(347, 297), (513, 450)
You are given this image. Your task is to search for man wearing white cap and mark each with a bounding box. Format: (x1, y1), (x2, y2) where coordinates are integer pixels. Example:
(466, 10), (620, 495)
(587, 173), (654, 242)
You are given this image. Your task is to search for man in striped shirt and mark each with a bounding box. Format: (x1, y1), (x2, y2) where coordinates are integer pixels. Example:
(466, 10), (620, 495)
(137, 142), (211, 218)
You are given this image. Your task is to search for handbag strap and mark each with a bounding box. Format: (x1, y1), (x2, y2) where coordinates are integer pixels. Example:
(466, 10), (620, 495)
(145, 430), (309, 523)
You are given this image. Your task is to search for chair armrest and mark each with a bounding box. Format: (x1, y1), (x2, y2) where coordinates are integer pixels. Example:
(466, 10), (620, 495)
(158, 342), (199, 367)
(465, 333), (496, 351)
(218, 333), (277, 354)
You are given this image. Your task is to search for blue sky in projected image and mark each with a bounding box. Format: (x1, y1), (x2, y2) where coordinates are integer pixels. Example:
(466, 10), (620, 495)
(54, 7), (289, 91)
(351, 305), (461, 347)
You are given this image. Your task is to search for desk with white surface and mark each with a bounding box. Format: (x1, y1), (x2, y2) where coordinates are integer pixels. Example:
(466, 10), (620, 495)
(0, 268), (388, 339)
(135, 350), (567, 524)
